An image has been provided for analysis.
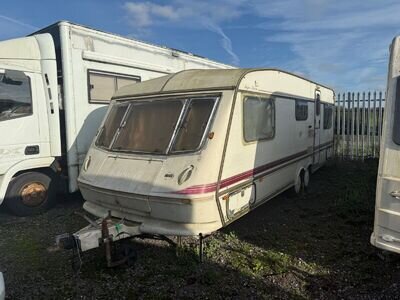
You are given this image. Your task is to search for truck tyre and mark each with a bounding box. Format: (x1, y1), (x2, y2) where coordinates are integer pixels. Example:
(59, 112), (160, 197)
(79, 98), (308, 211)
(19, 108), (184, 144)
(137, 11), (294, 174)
(5, 171), (57, 216)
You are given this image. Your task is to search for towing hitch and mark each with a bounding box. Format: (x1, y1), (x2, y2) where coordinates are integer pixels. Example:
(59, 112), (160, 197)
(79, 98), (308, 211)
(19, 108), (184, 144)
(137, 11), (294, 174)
(50, 211), (142, 268)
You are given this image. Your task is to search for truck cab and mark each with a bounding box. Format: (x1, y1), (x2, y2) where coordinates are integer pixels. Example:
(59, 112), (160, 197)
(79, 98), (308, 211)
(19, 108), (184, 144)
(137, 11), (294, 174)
(0, 34), (60, 215)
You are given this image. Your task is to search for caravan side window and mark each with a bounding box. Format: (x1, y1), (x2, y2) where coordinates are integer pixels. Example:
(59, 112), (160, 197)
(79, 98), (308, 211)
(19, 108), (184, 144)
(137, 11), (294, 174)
(323, 104), (333, 129)
(243, 96), (275, 142)
(88, 70), (140, 103)
(295, 100), (308, 121)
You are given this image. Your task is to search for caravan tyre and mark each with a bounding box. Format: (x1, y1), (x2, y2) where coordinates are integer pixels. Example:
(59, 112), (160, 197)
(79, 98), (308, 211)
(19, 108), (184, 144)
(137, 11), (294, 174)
(5, 171), (57, 216)
(303, 168), (310, 189)
(294, 171), (304, 195)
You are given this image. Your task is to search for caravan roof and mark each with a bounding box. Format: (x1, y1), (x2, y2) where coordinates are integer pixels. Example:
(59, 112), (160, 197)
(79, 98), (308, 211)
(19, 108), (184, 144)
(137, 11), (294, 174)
(112, 68), (334, 100)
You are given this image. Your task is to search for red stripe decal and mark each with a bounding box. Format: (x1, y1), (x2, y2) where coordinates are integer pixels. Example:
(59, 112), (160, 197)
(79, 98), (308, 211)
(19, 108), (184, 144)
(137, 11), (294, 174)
(174, 142), (333, 195)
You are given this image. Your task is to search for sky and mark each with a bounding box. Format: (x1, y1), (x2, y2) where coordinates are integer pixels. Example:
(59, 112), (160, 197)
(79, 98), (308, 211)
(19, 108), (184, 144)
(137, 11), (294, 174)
(0, 0), (399, 92)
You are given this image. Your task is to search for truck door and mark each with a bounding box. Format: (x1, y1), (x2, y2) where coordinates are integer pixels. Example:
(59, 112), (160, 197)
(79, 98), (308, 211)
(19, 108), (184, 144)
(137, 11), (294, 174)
(0, 70), (43, 168)
(313, 90), (321, 165)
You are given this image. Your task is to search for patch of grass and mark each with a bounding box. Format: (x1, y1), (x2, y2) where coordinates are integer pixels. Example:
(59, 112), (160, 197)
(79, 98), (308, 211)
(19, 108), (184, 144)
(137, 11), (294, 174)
(205, 231), (324, 282)
(332, 161), (376, 223)
(2, 233), (42, 269)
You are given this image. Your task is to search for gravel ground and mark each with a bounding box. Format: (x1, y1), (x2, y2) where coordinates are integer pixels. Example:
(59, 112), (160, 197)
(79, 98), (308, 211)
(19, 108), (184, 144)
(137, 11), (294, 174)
(0, 160), (399, 299)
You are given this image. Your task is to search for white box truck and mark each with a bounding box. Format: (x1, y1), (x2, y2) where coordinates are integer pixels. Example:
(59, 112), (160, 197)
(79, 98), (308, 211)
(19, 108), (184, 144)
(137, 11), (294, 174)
(0, 21), (232, 216)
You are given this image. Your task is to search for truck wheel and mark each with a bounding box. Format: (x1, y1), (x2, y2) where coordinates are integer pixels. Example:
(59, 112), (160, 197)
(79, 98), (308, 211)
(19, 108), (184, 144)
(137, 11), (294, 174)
(5, 172), (57, 216)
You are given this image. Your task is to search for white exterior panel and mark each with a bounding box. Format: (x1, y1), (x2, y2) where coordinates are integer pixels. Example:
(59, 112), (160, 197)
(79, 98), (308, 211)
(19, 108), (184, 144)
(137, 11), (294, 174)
(371, 36), (400, 253)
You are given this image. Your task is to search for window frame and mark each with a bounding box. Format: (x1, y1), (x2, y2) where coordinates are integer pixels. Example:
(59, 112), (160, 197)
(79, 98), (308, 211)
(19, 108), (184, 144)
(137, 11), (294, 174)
(295, 99), (309, 121)
(242, 94), (276, 143)
(323, 103), (333, 130)
(170, 97), (220, 154)
(95, 102), (130, 150)
(110, 99), (186, 155)
(0, 71), (33, 122)
(316, 94), (321, 116)
(87, 69), (141, 104)
(95, 94), (220, 156)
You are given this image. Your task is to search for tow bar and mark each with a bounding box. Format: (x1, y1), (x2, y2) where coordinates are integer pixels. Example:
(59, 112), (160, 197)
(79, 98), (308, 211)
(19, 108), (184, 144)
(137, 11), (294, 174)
(50, 211), (178, 269)
(50, 211), (141, 268)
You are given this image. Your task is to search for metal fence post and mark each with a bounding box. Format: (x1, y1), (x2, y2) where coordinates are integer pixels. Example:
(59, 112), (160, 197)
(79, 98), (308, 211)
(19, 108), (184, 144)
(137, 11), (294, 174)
(367, 91), (371, 158)
(342, 92), (346, 159)
(356, 92), (360, 159)
(361, 92), (366, 160)
(336, 93), (341, 156)
(347, 92), (351, 158)
(373, 91), (377, 157)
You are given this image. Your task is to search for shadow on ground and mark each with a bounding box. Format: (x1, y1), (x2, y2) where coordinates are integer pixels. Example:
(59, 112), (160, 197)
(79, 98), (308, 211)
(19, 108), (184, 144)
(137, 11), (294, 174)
(0, 160), (398, 299)
(221, 159), (400, 299)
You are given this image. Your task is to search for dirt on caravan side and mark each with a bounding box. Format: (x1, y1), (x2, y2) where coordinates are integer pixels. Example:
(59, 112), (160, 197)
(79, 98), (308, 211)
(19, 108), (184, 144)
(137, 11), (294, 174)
(0, 160), (399, 299)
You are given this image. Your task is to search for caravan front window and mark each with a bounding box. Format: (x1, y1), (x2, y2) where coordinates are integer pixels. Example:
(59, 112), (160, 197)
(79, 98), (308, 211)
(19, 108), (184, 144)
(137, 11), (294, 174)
(96, 95), (218, 155)
(96, 103), (128, 148)
(172, 98), (215, 152)
(112, 100), (183, 154)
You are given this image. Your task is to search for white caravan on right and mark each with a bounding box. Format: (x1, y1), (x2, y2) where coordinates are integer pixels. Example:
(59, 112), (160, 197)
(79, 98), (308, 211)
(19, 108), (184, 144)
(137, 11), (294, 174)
(371, 36), (400, 253)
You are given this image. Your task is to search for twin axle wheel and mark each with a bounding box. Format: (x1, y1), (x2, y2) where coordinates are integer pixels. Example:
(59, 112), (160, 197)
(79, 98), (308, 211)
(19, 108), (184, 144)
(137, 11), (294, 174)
(294, 168), (310, 195)
(5, 172), (57, 216)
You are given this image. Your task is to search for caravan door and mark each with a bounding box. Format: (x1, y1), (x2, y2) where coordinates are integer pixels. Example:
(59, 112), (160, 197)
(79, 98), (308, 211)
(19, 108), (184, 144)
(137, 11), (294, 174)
(313, 90), (321, 165)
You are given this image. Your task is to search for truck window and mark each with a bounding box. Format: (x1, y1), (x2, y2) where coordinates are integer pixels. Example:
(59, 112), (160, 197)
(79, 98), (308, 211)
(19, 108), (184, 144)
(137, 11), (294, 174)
(117, 77), (137, 90)
(112, 100), (183, 154)
(323, 104), (333, 129)
(0, 70), (32, 122)
(88, 70), (140, 103)
(243, 96), (275, 142)
(96, 103), (128, 148)
(172, 98), (215, 152)
(295, 100), (308, 121)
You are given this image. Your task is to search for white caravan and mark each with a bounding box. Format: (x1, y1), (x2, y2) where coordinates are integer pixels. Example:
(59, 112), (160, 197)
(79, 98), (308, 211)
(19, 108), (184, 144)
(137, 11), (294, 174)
(76, 68), (334, 249)
(0, 21), (231, 216)
(371, 36), (400, 254)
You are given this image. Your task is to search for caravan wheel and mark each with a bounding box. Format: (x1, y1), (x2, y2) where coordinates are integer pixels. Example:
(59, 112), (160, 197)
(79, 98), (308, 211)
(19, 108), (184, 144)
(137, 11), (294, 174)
(303, 168), (310, 189)
(294, 171), (304, 194)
